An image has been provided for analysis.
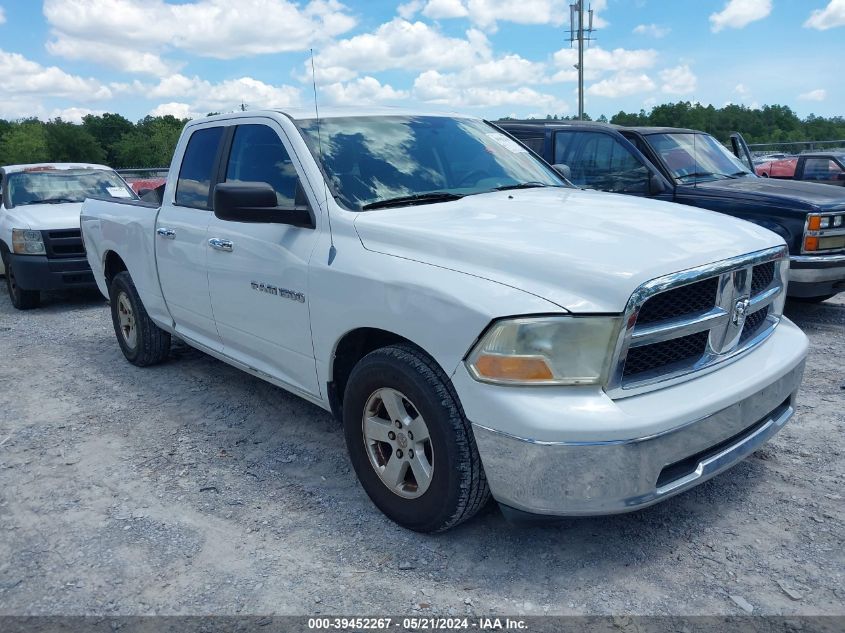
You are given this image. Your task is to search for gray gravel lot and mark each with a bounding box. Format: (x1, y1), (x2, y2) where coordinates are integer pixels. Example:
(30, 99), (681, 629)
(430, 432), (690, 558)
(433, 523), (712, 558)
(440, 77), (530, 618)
(0, 285), (842, 616)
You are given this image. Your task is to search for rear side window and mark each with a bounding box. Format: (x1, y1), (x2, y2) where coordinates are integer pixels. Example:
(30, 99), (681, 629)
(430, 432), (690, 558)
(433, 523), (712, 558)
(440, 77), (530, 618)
(176, 127), (224, 209)
(510, 133), (544, 155)
(224, 125), (298, 206)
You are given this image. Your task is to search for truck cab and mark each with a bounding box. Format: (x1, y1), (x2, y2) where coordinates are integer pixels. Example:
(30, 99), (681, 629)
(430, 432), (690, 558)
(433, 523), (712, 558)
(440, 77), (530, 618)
(0, 163), (136, 309)
(498, 120), (845, 302)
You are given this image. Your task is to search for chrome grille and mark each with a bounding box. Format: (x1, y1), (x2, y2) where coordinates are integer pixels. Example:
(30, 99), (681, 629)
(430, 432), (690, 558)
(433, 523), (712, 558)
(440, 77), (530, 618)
(607, 246), (789, 398)
(636, 277), (718, 325)
(750, 262), (775, 296)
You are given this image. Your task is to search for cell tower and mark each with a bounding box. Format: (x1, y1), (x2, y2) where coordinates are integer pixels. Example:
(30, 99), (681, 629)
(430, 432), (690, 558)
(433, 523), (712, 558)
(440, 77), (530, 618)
(569, 2), (596, 120)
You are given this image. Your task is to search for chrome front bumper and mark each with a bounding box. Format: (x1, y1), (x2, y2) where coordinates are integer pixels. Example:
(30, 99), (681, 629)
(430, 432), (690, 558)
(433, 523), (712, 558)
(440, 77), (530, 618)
(472, 358), (805, 516)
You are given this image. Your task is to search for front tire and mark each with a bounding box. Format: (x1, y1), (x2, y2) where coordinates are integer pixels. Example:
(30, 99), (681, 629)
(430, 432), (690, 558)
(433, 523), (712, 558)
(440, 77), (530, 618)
(4, 256), (40, 310)
(343, 344), (490, 532)
(109, 271), (170, 366)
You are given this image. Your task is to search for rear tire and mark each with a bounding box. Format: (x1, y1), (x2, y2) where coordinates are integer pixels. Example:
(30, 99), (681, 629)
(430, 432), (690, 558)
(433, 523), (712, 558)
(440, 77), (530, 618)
(342, 344), (490, 533)
(109, 271), (170, 366)
(4, 255), (40, 310)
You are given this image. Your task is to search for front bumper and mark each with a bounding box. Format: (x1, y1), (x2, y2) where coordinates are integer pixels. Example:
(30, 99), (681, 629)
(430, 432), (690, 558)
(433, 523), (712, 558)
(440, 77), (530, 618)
(789, 254), (845, 298)
(7, 254), (95, 291)
(457, 318), (808, 516)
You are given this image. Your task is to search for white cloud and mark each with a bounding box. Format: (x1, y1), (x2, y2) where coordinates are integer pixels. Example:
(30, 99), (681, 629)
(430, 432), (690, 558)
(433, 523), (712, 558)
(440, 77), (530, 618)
(709, 0), (772, 33)
(632, 23), (670, 38)
(145, 74), (301, 114)
(43, 0), (356, 76)
(804, 0), (845, 30)
(150, 102), (202, 119)
(322, 77), (409, 105)
(51, 107), (106, 123)
(413, 70), (566, 110)
(423, 0), (468, 19)
(735, 83), (750, 97)
(313, 19), (492, 80)
(798, 89), (827, 102)
(0, 6), (5, 24)
(587, 73), (655, 98)
(0, 49), (111, 100)
(397, 0), (424, 19)
(659, 65), (697, 95)
(550, 46), (658, 82)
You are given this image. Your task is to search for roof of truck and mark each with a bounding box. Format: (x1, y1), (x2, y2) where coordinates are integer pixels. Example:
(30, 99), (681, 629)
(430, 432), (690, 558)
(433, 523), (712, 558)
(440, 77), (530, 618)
(495, 120), (702, 135)
(191, 107), (471, 126)
(2, 162), (113, 174)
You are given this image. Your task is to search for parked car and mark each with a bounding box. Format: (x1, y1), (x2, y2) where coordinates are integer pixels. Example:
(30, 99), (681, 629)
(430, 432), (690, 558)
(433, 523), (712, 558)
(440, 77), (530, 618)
(0, 163), (137, 309)
(81, 109), (807, 532)
(756, 152), (845, 186)
(498, 121), (845, 302)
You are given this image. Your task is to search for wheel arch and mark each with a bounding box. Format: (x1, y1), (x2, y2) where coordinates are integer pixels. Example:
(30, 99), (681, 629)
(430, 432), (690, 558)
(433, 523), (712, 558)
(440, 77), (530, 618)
(103, 250), (129, 287)
(328, 327), (440, 421)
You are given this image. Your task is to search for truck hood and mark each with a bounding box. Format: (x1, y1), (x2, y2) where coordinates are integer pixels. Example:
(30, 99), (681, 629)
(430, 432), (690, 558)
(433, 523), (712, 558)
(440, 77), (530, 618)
(692, 177), (845, 211)
(353, 188), (784, 313)
(4, 202), (84, 231)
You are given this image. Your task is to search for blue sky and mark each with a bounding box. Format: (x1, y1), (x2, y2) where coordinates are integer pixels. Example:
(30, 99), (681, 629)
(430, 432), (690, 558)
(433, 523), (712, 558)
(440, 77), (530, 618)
(0, 0), (843, 123)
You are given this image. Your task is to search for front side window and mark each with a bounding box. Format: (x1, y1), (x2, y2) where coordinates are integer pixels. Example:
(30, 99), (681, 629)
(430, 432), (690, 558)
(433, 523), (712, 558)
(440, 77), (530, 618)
(647, 133), (752, 183)
(176, 126), (224, 209)
(296, 116), (566, 210)
(555, 131), (649, 194)
(6, 168), (134, 208)
(225, 125), (298, 206)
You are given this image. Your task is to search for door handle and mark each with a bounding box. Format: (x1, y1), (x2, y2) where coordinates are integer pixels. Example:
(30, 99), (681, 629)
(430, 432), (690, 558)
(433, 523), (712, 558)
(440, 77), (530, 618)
(208, 238), (233, 252)
(156, 227), (176, 239)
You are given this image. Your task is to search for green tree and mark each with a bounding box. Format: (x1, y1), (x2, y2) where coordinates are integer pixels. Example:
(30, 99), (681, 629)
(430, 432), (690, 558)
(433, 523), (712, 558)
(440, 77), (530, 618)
(82, 113), (134, 165)
(44, 119), (107, 164)
(0, 121), (49, 165)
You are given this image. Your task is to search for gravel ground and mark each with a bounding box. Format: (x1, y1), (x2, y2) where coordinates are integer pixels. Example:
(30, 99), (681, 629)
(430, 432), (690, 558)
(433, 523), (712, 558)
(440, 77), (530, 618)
(0, 284), (842, 617)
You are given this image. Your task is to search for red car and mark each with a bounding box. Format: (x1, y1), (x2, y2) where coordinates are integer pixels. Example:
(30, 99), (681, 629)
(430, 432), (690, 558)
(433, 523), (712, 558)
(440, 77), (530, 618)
(756, 153), (845, 186)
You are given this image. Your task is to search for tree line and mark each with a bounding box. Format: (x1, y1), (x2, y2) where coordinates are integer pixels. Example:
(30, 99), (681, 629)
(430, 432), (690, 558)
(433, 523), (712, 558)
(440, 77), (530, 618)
(520, 102), (845, 147)
(0, 113), (188, 169)
(1, 102), (844, 169)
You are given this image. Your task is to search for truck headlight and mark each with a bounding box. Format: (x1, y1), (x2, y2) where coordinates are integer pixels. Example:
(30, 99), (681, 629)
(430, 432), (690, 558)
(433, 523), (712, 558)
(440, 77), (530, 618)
(12, 229), (45, 255)
(466, 316), (621, 385)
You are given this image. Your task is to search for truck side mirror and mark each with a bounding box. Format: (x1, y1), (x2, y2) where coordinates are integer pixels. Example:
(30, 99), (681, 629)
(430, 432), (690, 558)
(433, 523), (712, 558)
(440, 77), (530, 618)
(552, 164), (571, 180)
(213, 181), (314, 228)
(649, 174), (668, 196)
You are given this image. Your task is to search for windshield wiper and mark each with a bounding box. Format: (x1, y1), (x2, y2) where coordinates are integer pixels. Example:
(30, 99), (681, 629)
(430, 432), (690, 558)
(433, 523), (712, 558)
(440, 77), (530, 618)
(725, 171), (752, 178)
(34, 197), (81, 204)
(361, 192), (464, 210)
(493, 182), (553, 192)
(677, 172), (722, 182)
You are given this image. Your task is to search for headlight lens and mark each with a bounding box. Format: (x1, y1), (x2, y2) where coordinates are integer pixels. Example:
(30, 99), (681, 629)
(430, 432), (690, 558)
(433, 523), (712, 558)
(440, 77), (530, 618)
(466, 316), (621, 385)
(12, 229), (45, 255)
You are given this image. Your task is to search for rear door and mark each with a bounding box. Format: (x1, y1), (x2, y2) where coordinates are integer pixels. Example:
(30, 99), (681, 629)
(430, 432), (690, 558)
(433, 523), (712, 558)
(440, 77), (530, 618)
(155, 124), (225, 351)
(205, 118), (321, 397)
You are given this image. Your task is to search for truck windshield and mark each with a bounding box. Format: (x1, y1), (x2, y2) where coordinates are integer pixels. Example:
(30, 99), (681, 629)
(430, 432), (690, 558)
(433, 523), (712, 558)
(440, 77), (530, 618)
(297, 115), (566, 210)
(6, 169), (135, 207)
(647, 133), (754, 183)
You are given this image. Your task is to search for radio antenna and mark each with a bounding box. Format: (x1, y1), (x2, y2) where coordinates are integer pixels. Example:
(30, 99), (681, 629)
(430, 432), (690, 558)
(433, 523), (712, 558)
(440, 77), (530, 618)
(310, 48), (335, 257)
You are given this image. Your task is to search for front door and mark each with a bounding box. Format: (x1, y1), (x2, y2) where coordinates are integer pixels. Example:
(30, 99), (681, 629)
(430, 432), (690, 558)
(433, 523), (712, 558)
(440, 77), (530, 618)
(206, 120), (320, 396)
(156, 125), (225, 351)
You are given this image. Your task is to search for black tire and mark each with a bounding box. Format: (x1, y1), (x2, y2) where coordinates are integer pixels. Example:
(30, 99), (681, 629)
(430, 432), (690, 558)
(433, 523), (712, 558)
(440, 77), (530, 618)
(4, 255), (40, 310)
(109, 271), (170, 366)
(791, 293), (836, 304)
(343, 344), (490, 533)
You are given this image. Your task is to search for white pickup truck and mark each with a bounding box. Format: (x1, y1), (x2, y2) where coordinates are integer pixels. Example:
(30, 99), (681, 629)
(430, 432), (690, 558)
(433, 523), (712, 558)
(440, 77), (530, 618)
(81, 109), (808, 532)
(1, 163), (136, 309)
